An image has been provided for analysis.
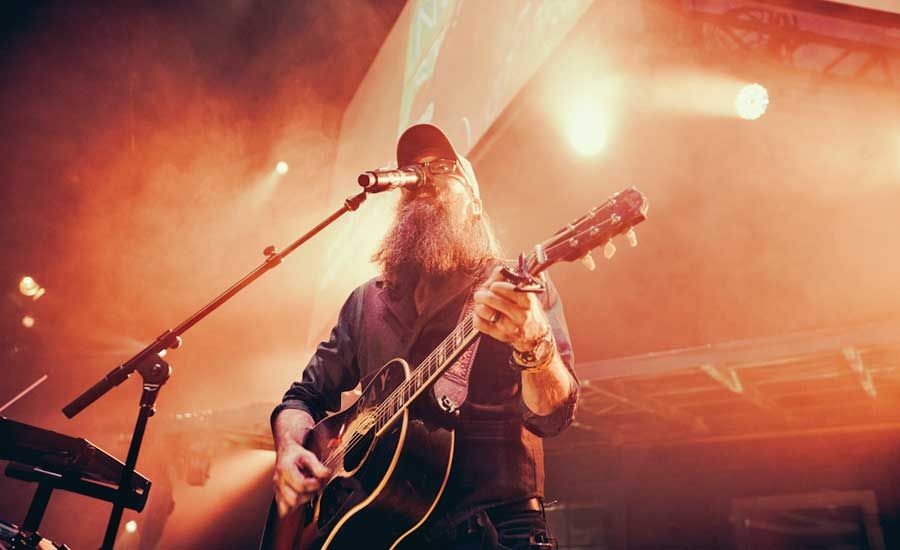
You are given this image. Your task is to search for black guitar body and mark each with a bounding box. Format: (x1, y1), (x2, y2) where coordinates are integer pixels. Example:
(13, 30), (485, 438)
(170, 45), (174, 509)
(264, 358), (454, 550)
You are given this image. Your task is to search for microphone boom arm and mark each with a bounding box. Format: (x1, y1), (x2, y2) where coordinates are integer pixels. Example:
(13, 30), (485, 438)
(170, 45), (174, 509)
(62, 187), (371, 550)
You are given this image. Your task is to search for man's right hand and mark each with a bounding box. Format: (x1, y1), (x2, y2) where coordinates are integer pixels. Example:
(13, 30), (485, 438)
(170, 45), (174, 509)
(272, 409), (331, 518)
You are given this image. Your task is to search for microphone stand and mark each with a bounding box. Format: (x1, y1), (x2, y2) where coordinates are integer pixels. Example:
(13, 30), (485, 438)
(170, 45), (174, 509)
(62, 189), (370, 550)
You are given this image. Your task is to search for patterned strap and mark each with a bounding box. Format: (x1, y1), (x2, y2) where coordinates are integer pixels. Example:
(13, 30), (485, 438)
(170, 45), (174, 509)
(432, 298), (480, 413)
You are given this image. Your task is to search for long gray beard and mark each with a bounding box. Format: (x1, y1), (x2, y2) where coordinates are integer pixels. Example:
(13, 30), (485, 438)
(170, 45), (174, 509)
(372, 197), (497, 289)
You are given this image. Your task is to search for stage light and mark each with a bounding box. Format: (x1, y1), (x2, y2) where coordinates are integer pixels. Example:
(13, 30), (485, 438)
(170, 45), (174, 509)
(565, 101), (609, 156)
(19, 276), (36, 294)
(19, 276), (45, 299)
(21, 315), (35, 328)
(275, 161), (289, 175)
(124, 520), (137, 534)
(735, 83), (769, 120)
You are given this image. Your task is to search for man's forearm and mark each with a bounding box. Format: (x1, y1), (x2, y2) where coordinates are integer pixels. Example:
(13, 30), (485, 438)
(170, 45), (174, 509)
(273, 408), (316, 452)
(520, 351), (573, 416)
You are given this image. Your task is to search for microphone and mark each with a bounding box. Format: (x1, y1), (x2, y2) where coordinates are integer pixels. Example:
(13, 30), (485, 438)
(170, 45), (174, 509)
(357, 166), (425, 193)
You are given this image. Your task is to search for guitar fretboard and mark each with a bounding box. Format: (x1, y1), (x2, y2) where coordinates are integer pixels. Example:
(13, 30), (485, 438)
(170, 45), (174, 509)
(373, 316), (479, 435)
(371, 256), (541, 436)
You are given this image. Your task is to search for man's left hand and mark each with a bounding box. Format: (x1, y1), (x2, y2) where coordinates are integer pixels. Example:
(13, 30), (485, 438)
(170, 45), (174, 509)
(473, 266), (550, 352)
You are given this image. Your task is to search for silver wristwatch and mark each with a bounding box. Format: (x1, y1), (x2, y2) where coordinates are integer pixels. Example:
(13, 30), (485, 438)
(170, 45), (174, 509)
(511, 329), (555, 371)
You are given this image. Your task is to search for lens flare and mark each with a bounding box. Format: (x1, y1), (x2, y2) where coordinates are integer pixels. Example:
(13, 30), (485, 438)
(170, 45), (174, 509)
(19, 276), (38, 296)
(275, 161), (289, 175)
(21, 315), (35, 328)
(735, 83), (769, 120)
(124, 520), (138, 534)
(565, 101), (609, 156)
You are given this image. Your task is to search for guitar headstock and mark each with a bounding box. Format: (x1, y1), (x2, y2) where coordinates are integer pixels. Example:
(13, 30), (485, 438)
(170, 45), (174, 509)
(527, 187), (648, 276)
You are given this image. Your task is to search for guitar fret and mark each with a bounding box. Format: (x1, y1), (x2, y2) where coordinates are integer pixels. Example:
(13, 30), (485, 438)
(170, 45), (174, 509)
(377, 309), (481, 433)
(378, 301), (494, 432)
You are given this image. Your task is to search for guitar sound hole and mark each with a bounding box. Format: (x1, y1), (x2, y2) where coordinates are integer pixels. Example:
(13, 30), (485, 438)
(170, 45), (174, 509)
(342, 428), (374, 471)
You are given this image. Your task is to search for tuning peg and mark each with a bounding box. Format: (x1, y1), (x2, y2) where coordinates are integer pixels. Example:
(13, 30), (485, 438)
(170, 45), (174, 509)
(603, 241), (616, 260)
(579, 252), (596, 271)
(625, 228), (638, 247)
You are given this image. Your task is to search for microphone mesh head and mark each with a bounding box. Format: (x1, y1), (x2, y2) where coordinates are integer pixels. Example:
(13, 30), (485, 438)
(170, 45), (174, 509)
(357, 172), (376, 187)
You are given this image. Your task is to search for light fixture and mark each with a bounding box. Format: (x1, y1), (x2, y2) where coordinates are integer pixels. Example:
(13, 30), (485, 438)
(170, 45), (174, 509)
(19, 276), (46, 299)
(735, 83), (769, 120)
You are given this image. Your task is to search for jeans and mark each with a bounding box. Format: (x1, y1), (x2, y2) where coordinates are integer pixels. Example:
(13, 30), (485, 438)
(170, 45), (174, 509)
(431, 506), (556, 550)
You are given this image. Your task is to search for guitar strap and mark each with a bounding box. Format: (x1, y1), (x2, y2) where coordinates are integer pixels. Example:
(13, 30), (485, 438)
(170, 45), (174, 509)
(432, 297), (480, 414)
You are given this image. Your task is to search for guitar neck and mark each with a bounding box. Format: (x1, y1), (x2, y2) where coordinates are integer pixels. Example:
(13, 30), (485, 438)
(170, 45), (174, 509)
(374, 317), (480, 436)
(374, 254), (542, 436)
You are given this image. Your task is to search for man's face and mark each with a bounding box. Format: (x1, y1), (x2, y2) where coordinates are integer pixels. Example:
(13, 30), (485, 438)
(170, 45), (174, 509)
(372, 150), (495, 284)
(402, 153), (476, 224)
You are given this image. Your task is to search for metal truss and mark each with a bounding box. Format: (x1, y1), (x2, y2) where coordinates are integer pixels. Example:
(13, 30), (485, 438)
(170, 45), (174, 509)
(669, 0), (900, 88)
(563, 321), (900, 447)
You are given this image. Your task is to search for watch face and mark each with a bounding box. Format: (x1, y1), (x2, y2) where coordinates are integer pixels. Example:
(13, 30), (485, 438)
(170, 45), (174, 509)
(512, 332), (554, 369)
(534, 338), (553, 362)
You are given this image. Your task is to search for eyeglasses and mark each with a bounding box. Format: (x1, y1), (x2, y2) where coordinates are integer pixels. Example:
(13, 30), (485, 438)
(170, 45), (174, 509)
(410, 158), (458, 177)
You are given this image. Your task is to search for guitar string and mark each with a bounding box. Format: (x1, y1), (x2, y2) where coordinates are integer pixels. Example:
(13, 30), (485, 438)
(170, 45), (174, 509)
(324, 316), (479, 470)
(321, 316), (477, 469)
(321, 316), (478, 470)
(321, 320), (476, 471)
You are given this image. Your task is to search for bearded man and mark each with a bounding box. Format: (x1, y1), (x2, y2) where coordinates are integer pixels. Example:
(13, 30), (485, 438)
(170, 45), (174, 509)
(270, 124), (579, 549)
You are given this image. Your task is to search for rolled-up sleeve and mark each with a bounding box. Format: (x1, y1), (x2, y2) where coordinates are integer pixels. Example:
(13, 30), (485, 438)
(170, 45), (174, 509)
(520, 275), (579, 437)
(270, 286), (364, 428)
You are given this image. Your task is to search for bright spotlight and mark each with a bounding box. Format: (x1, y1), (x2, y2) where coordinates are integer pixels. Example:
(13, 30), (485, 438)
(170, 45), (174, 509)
(275, 161), (289, 175)
(19, 276), (46, 299)
(735, 83), (769, 120)
(21, 315), (35, 328)
(565, 102), (609, 156)
(124, 520), (137, 534)
(19, 276), (45, 300)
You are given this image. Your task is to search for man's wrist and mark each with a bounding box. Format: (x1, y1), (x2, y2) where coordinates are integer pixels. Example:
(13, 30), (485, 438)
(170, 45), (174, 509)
(274, 408), (315, 450)
(512, 322), (552, 353)
(510, 327), (555, 371)
(518, 347), (557, 374)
